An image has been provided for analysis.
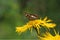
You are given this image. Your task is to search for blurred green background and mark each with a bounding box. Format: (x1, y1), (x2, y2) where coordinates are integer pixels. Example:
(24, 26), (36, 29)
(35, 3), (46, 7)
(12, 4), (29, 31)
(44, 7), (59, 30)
(0, 0), (60, 40)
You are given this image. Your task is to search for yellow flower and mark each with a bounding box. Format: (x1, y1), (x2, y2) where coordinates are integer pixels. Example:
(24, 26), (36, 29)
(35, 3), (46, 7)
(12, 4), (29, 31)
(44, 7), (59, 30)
(38, 29), (60, 40)
(16, 16), (56, 34)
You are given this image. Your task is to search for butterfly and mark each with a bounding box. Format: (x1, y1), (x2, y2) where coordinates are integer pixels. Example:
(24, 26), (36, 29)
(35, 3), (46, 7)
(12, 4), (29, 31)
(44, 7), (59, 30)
(24, 12), (39, 20)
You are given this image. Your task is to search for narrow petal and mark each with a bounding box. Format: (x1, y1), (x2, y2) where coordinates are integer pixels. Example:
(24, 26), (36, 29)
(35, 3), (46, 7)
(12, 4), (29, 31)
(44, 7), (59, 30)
(43, 16), (47, 21)
(46, 20), (52, 22)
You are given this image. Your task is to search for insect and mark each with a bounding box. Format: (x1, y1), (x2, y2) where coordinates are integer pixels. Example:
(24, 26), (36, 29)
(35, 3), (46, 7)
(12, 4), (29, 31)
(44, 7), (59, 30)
(24, 12), (39, 20)
(24, 12), (40, 35)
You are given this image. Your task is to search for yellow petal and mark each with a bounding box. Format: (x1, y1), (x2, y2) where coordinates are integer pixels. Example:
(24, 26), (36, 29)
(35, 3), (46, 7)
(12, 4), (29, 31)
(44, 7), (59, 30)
(16, 26), (28, 33)
(46, 20), (52, 22)
(43, 16), (47, 21)
(44, 23), (56, 28)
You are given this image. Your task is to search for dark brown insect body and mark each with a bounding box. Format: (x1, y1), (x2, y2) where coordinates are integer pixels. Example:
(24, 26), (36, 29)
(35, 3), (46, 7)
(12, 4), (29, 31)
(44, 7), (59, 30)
(24, 12), (39, 20)
(24, 12), (40, 35)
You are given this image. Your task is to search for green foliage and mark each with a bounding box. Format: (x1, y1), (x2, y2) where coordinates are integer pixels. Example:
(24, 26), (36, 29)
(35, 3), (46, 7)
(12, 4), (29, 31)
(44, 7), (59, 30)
(0, 0), (60, 40)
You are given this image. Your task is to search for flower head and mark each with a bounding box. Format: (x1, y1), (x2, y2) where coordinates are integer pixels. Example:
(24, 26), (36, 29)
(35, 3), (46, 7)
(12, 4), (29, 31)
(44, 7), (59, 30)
(16, 16), (56, 34)
(38, 29), (60, 40)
